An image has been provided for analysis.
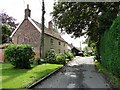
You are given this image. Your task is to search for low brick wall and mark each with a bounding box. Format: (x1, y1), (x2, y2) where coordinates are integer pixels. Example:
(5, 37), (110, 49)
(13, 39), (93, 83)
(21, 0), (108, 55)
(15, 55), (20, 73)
(0, 44), (9, 63)
(34, 50), (40, 58)
(0, 48), (4, 63)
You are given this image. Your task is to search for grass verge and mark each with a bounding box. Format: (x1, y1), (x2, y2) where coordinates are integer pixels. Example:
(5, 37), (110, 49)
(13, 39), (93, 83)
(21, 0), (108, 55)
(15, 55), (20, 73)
(0, 63), (62, 88)
(0, 63), (2, 88)
(94, 60), (120, 89)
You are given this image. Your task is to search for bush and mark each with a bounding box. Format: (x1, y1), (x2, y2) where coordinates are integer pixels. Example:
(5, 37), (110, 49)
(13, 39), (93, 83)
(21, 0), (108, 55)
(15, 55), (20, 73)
(33, 57), (44, 66)
(44, 49), (57, 64)
(56, 54), (66, 64)
(45, 50), (74, 65)
(100, 15), (120, 78)
(65, 51), (74, 61)
(4, 44), (35, 69)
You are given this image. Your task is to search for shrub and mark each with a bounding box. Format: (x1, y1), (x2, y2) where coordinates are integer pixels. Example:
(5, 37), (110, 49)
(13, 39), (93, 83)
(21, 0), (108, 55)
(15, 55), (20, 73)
(4, 44), (35, 69)
(45, 50), (74, 65)
(33, 57), (44, 66)
(44, 49), (57, 64)
(65, 51), (74, 61)
(56, 54), (66, 64)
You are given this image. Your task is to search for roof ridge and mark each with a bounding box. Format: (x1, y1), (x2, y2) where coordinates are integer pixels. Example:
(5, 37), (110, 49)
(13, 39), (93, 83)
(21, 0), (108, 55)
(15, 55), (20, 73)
(31, 18), (66, 42)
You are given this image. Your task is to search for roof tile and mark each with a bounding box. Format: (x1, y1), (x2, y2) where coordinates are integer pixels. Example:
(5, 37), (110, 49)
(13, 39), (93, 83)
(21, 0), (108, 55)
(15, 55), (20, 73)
(32, 19), (66, 42)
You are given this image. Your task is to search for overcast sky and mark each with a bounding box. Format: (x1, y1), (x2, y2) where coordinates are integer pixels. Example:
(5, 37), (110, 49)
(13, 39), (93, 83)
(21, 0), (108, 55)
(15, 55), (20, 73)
(0, 0), (87, 49)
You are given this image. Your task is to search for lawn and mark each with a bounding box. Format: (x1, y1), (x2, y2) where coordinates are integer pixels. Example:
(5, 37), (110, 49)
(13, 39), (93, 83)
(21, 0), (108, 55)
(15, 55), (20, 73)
(0, 63), (1, 88)
(0, 63), (62, 88)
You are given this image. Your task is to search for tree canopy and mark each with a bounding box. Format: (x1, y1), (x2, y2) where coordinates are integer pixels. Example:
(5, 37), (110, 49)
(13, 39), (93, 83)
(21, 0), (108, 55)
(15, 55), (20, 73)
(0, 12), (18, 31)
(0, 24), (12, 44)
(52, 2), (119, 43)
(0, 12), (18, 44)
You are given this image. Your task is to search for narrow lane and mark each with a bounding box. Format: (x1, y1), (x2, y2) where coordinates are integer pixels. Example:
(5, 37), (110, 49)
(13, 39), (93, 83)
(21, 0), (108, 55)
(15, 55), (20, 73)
(33, 56), (111, 88)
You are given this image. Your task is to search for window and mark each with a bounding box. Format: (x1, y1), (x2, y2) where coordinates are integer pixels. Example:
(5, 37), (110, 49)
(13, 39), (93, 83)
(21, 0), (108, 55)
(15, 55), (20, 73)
(50, 38), (53, 45)
(51, 48), (54, 50)
(58, 49), (61, 53)
(24, 36), (30, 44)
(64, 43), (65, 46)
(58, 41), (61, 45)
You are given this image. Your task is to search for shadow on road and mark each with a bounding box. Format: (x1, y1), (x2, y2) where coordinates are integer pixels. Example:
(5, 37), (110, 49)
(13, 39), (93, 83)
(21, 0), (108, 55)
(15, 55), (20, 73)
(33, 56), (111, 89)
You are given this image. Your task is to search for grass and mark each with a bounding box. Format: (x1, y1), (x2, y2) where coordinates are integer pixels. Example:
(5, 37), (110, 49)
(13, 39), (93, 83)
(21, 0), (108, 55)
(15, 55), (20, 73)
(0, 63), (62, 89)
(94, 60), (120, 89)
(0, 63), (1, 88)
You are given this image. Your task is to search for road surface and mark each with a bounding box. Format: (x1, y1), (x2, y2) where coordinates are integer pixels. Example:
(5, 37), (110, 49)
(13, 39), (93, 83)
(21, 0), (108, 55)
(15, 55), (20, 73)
(33, 56), (111, 89)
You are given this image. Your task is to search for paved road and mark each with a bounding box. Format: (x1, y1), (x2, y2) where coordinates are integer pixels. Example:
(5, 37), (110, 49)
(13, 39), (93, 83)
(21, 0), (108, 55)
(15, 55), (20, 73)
(34, 56), (111, 89)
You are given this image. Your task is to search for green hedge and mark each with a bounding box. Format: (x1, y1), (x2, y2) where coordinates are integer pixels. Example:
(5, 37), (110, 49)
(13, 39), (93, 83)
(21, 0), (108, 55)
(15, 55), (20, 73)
(4, 44), (35, 69)
(100, 15), (120, 77)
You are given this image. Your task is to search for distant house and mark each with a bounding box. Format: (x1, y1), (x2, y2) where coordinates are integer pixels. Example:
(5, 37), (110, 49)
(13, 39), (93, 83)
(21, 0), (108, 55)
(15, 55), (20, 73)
(71, 47), (80, 56)
(10, 5), (69, 57)
(69, 43), (84, 56)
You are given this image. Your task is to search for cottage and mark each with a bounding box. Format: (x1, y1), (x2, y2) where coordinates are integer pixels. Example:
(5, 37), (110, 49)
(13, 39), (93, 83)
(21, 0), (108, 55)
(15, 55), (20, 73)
(10, 5), (69, 57)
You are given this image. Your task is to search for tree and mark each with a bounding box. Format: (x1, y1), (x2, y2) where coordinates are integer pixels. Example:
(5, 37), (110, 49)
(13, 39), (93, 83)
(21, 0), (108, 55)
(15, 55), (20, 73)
(0, 24), (12, 44)
(53, 2), (119, 41)
(83, 37), (96, 55)
(0, 12), (18, 31)
(52, 2), (119, 61)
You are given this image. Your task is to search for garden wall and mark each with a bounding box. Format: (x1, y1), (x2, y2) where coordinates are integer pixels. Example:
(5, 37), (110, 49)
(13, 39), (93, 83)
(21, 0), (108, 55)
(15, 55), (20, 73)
(34, 50), (40, 58)
(0, 44), (9, 63)
(0, 47), (4, 63)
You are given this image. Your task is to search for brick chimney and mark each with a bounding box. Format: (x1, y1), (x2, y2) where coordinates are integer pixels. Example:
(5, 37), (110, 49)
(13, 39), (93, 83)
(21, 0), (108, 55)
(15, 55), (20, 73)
(25, 4), (31, 19)
(48, 21), (53, 30)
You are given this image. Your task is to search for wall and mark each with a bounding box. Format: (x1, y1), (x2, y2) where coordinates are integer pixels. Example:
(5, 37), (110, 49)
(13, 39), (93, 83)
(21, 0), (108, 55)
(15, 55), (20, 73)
(44, 34), (69, 55)
(12, 19), (41, 57)
(12, 19), (69, 58)
(0, 48), (4, 62)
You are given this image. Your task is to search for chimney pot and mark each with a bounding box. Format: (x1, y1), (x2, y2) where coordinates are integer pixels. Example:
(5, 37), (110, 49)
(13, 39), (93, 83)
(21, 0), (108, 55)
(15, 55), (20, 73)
(48, 21), (53, 30)
(25, 4), (31, 19)
(27, 4), (29, 9)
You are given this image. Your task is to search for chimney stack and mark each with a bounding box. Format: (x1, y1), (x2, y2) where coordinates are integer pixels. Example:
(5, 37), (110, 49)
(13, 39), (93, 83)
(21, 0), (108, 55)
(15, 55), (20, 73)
(48, 21), (53, 30)
(25, 4), (31, 19)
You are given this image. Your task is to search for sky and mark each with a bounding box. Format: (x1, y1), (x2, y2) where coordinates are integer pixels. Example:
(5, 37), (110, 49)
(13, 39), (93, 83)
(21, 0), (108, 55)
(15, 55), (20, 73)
(0, 0), (87, 49)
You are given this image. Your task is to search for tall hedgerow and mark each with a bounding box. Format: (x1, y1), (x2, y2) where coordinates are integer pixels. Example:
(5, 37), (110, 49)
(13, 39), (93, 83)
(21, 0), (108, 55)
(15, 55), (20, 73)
(100, 15), (120, 77)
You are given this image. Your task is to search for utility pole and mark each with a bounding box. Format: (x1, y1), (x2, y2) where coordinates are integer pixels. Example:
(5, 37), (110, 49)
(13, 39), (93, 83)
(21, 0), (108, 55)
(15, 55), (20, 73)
(117, 4), (120, 16)
(40, 0), (45, 58)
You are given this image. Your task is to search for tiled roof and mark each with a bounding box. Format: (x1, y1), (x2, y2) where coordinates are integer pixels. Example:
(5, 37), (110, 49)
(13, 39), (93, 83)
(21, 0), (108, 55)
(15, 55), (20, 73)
(31, 18), (66, 42)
